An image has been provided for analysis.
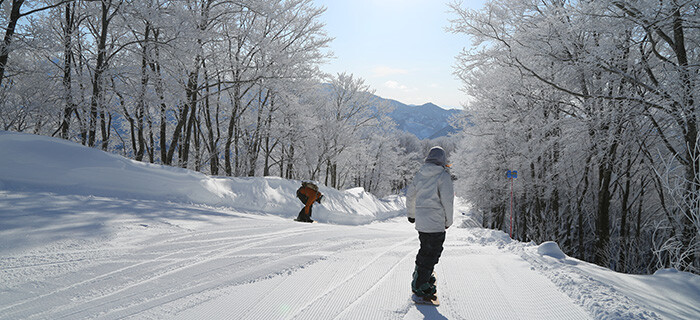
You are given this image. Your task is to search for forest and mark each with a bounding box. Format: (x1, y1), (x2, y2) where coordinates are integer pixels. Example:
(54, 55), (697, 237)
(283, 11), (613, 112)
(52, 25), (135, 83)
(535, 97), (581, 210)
(449, 0), (699, 275)
(0, 0), (452, 198)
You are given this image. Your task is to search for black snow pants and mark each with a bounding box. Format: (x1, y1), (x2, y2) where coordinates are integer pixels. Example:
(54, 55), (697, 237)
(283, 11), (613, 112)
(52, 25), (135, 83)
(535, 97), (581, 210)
(415, 231), (446, 288)
(296, 191), (313, 221)
(296, 205), (313, 221)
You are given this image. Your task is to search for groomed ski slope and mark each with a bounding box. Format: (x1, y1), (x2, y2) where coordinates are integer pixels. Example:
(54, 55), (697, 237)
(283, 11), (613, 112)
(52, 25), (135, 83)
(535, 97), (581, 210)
(1, 192), (590, 319)
(1, 131), (699, 319)
(172, 217), (592, 320)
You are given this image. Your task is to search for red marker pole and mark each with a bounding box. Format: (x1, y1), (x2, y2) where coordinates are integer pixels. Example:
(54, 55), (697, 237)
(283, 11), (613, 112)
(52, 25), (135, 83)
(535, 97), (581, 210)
(507, 170), (517, 239)
(510, 178), (514, 238)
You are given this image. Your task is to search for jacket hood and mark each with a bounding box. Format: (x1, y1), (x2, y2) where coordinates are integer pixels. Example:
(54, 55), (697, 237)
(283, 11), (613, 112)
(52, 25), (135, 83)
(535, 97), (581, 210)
(424, 146), (447, 167)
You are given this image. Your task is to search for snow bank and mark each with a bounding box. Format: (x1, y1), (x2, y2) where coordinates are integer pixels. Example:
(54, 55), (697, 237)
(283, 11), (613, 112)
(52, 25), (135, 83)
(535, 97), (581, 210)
(451, 224), (700, 320)
(0, 131), (404, 225)
(537, 241), (566, 259)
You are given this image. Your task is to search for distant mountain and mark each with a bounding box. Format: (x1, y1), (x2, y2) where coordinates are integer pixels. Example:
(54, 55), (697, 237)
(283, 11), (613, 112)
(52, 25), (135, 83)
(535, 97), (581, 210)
(319, 83), (462, 140)
(373, 96), (461, 140)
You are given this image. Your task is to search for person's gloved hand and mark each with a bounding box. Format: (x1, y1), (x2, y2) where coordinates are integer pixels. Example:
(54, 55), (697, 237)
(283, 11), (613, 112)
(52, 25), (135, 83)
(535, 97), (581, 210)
(316, 195), (323, 203)
(408, 217), (415, 223)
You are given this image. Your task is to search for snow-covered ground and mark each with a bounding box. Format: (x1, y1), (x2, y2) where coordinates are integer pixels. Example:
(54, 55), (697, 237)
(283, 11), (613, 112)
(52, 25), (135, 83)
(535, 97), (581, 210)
(1, 131), (699, 319)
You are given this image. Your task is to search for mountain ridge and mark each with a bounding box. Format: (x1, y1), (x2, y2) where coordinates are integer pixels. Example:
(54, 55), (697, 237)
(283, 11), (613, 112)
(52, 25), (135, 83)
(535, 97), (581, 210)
(373, 96), (461, 139)
(319, 83), (461, 140)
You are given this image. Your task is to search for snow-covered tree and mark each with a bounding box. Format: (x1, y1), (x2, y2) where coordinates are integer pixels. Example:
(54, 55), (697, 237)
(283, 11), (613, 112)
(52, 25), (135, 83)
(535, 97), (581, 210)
(0, 0), (444, 212)
(450, 0), (699, 274)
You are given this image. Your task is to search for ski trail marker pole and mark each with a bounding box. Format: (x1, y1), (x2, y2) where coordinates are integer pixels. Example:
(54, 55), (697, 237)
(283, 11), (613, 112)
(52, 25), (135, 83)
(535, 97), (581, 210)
(510, 177), (513, 237)
(506, 170), (517, 238)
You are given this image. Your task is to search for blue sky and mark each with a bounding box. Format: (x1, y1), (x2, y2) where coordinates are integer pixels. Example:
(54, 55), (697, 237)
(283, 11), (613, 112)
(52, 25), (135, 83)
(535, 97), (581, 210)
(314, 0), (487, 109)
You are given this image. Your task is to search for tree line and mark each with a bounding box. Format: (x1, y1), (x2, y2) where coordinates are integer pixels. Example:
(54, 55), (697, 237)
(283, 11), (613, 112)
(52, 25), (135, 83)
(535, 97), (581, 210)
(0, 0), (449, 198)
(449, 0), (699, 274)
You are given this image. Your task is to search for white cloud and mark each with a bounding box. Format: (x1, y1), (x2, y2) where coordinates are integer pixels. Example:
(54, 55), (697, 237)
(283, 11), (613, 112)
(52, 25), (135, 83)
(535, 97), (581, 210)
(384, 80), (409, 91)
(372, 66), (409, 77)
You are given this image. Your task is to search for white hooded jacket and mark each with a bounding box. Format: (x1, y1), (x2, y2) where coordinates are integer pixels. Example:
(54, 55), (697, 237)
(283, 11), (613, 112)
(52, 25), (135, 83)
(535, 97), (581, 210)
(406, 149), (454, 233)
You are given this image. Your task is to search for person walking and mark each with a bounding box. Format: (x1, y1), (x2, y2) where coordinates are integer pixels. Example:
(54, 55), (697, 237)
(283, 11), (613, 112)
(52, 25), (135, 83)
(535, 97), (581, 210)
(406, 146), (454, 303)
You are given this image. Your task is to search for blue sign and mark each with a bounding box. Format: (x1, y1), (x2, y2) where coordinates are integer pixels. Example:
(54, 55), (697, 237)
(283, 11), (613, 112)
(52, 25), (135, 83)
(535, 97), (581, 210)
(506, 170), (518, 179)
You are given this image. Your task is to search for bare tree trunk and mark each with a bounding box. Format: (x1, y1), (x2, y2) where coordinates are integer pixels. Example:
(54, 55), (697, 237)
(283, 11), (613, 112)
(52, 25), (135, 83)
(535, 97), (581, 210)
(159, 100), (167, 162)
(147, 112), (155, 163)
(682, 119), (698, 270)
(180, 65), (200, 168)
(164, 102), (190, 165)
(202, 69), (220, 175)
(59, 2), (77, 139)
(262, 111), (274, 176)
(133, 22), (151, 161)
(194, 114), (202, 171)
(595, 111), (625, 266)
(331, 162), (337, 188)
(285, 144), (294, 179)
(99, 110), (111, 150)
(246, 89), (270, 176)
(0, 0), (24, 88)
(144, 28), (168, 164)
(224, 81), (240, 176)
(619, 156), (632, 272)
(88, 0), (117, 149)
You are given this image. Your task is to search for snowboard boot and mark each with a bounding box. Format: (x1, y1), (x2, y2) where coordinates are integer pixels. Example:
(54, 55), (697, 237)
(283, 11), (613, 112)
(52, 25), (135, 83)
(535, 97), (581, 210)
(295, 210), (314, 223)
(302, 212), (313, 222)
(414, 282), (437, 301)
(429, 272), (437, 294)
(412, 268), (437, 298)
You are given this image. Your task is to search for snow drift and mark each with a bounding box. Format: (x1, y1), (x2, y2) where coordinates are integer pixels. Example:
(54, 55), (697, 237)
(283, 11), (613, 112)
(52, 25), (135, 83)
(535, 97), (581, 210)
(0, 131), (404, 225)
